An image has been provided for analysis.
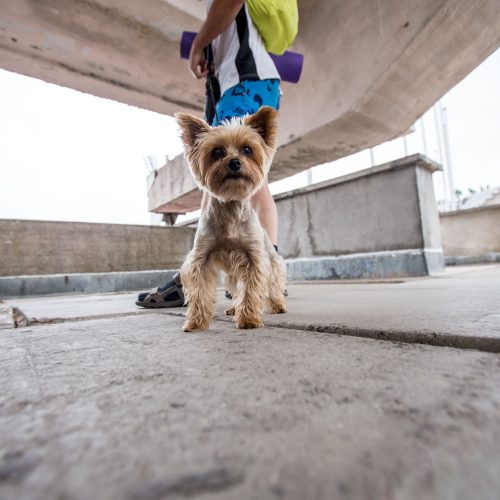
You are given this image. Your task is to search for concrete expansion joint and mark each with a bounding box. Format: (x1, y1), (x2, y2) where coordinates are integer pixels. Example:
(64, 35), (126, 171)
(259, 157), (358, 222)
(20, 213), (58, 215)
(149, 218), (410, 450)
(157, 312), (500, 354)
(7, 306), (499, 354)
(15, 310), (158, 328)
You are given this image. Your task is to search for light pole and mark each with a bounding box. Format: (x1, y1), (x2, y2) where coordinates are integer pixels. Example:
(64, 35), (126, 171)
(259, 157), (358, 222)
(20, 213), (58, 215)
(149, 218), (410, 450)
(440, 101), (455, 209)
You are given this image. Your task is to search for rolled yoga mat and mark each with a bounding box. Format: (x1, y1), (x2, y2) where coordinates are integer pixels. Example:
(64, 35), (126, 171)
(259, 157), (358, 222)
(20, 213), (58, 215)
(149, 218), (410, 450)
(180, 31), (303, 84)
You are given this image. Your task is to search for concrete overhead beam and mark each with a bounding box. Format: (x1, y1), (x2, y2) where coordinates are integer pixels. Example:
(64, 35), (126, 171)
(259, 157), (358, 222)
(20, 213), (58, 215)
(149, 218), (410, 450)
(274, 0), (500, 176)
(0, 0), (205, 114)
(147, 155), (199, 214)
(1, 0), (499, 214)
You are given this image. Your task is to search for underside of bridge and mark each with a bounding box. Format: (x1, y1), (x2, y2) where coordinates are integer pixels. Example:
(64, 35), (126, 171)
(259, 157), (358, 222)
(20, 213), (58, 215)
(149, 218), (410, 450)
(1, 0), (499, 214)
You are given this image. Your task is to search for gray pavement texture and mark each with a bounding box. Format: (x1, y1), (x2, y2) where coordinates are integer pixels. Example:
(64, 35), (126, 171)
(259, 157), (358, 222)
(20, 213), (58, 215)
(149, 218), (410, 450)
(255, 264), (500, 352)
(1, 265), (500, 500)
(10, 264), (500, 352)
(2, 315), (500, 500)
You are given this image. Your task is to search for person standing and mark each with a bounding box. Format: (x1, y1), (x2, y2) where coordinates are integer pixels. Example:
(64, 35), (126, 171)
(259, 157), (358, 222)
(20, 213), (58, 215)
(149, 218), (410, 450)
(137, 0), (283, 308)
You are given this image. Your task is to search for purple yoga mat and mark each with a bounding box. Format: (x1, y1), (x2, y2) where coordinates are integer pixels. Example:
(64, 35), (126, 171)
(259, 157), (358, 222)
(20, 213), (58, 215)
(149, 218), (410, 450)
(180, 31), (303, 84)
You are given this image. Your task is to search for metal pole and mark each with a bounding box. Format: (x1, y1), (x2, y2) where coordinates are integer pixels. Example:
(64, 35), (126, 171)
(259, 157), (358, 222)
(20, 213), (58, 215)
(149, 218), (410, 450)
(307, 168), (313, 186)
(420, 117), (428, 157)
(440, 103), (455, 206)
(433, 103), (449, 206)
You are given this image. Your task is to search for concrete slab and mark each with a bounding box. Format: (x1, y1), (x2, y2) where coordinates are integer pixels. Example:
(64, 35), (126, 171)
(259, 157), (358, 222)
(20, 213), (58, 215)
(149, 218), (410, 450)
(1, 314), (500, 500)
(238, 264), (500, 352)
(8, 264), (500, 352)
(9, 291), (151, 322)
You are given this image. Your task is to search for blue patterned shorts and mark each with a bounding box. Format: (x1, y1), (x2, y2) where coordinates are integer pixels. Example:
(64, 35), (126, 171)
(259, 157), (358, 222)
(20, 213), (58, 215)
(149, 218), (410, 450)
(212, 79), (281, 126)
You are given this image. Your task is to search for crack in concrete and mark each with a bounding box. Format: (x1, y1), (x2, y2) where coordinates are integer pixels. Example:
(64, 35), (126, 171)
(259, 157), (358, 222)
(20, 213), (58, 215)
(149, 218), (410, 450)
(128, 467), (245, 500)
(23, 344), (45, 400)
(259, 320), (500, 354)
(18, 309), (500, 354)
(159, 311), (500, 353)
(27, 310), (158, 326)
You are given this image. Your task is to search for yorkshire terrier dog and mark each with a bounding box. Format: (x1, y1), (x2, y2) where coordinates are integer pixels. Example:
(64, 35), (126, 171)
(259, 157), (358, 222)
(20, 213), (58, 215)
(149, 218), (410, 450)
(176, 106), (287, 332)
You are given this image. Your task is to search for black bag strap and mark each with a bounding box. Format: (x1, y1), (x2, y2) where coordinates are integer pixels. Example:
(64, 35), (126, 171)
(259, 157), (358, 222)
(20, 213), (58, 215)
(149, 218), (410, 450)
(204, 44), (221, 125)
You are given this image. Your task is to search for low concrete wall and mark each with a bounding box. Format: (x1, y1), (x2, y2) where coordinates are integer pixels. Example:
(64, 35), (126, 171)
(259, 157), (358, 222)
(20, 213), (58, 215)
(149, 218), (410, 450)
(0, 270), (177, 298)
(275, 154), (444, 278)
(0, 219), (195, 277)
(440, 204), (500, 258)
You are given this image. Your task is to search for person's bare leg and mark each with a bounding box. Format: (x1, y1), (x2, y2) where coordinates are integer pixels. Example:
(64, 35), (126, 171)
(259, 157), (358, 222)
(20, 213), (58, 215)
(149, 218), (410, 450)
(251, 177), (278, 246)
(201, 191), (210, 211)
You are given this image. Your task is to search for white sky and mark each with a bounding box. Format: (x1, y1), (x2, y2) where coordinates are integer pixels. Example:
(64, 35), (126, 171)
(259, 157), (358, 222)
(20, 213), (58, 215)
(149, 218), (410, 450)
(0, 48), (498, 225)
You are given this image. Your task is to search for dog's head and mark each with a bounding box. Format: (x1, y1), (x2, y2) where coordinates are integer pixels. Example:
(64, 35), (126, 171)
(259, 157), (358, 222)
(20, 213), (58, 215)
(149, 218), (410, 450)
(175, 106), (278, 202)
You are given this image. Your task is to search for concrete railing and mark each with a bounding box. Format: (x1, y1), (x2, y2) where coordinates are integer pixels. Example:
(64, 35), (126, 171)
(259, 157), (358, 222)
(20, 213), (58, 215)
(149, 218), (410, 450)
(0, 219), (195, 277)
(440, 204), (500, 264)
(275, 154), (444, 279)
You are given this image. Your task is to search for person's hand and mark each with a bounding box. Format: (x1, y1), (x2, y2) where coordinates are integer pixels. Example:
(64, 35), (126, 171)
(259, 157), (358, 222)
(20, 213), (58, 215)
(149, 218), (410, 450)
(189, 41), (209, 79)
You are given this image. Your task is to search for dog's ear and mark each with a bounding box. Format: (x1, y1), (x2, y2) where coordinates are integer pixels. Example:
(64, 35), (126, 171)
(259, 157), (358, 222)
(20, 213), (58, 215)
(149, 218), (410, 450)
(175, 113), (210, 150)
(244, 106), (278, 149)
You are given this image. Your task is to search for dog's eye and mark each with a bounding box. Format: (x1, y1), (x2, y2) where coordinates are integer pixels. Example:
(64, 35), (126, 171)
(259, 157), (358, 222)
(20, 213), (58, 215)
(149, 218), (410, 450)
(242, 146), (252, 156)
(212, 147), (226, 160)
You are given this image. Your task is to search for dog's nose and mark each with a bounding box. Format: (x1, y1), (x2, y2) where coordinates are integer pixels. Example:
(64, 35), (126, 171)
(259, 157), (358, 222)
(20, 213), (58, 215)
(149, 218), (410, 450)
(228, 158), (242, 172)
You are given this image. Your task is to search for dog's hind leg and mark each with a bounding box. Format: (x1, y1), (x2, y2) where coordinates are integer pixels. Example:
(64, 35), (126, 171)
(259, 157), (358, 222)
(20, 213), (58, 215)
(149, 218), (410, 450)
(224, 272), (237, 316)
(267, 252), (288, 314)
(180, 255), (218, 332)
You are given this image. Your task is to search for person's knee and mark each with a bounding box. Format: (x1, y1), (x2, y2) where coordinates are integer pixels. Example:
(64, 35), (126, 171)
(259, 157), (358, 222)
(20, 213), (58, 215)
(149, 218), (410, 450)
(252, 183), (274, 209)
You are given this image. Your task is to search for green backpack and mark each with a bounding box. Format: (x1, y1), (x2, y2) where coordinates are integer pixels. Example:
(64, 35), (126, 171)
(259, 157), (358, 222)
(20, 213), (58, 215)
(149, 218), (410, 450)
(247, 0), (298, 55)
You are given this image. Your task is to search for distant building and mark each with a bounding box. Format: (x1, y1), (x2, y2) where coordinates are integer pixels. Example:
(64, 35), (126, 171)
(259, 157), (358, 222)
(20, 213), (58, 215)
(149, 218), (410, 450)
(455, 186), (500, 211)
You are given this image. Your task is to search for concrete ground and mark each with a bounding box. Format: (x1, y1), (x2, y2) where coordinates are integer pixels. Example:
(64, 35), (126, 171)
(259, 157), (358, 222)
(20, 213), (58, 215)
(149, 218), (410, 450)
(1, 264), (500, 500)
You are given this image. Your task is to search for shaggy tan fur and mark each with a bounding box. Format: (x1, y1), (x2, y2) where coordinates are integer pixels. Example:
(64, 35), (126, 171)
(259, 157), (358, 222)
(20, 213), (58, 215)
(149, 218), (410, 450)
(176, 106), (287, 331)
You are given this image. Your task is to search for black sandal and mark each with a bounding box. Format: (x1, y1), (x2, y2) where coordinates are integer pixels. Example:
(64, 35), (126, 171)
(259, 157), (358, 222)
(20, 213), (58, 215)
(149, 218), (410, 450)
(136, 273), (185, 308)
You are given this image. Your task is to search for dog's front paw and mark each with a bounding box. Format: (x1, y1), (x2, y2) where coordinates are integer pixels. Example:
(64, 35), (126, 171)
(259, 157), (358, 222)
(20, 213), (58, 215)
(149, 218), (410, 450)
(182, 320), (209, 332)
(235, 315), (264, 329)
(224, 306), (236, 316)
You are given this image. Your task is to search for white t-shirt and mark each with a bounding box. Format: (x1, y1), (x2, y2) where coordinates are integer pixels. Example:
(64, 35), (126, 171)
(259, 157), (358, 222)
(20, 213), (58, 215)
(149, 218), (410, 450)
(208, 1), (280, 95)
